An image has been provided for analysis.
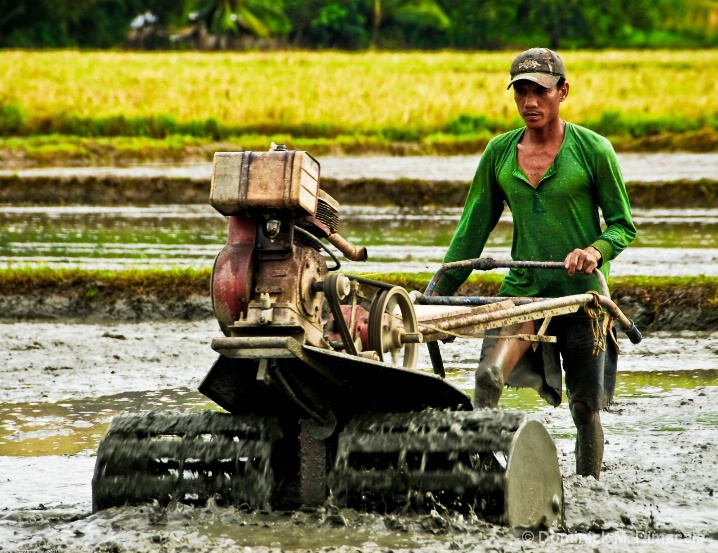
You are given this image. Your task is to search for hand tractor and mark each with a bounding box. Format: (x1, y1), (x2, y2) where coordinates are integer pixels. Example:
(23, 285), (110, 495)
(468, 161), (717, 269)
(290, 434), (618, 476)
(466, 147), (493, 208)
(92, 146), (641, 528)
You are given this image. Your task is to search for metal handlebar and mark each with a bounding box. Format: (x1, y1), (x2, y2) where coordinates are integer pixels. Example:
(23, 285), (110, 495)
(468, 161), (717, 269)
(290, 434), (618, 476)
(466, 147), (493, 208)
(622, 320), (643, 344)
(423, 257), (642, 344)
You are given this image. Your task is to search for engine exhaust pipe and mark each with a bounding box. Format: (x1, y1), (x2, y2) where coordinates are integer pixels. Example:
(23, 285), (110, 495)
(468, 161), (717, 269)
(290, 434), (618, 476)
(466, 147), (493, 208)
(327, 232), (368, 262)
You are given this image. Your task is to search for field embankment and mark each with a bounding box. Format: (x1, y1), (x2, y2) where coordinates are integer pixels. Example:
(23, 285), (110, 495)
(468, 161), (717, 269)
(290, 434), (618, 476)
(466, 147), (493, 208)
(2, 174), (718, 209)
(1, 268), (717, 331)
(1, 50), (717, 160)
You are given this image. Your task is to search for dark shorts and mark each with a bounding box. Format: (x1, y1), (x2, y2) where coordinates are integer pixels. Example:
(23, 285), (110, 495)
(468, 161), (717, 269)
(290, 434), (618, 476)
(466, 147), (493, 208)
(481, 315), (618, 411)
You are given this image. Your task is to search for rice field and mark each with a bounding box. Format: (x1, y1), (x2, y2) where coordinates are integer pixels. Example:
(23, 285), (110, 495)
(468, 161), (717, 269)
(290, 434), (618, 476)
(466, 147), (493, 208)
(1, 49), (717, 142)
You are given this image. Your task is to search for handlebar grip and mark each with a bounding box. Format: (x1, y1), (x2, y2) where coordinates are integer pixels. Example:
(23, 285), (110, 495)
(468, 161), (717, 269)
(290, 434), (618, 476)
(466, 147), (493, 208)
(623, 320), (642, 344)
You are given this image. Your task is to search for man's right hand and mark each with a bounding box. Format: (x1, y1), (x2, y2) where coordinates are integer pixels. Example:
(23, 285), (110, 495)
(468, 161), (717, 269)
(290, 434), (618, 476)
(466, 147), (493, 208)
(564, 247), (602, 276)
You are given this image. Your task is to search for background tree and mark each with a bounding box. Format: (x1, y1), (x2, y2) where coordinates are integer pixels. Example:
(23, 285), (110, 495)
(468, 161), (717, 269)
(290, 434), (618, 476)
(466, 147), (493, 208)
(284, 0), (327, 46)
(190, 0), (291, 48)
(0, 0), (98, 47)
(370, 0), (450, 48)
(303, 0), (370, 49)
(0, 0), (192, 48)
(440, 0), (525, 49)
(0, 0), (715, 50)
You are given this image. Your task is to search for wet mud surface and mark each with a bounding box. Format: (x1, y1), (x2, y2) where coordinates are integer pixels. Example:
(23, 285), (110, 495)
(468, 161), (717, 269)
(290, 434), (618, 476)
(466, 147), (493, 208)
(1, 321), (717, 552)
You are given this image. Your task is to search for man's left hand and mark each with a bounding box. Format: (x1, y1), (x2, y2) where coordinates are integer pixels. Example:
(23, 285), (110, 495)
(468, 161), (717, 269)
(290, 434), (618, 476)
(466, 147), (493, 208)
(564, 247), (602, 276)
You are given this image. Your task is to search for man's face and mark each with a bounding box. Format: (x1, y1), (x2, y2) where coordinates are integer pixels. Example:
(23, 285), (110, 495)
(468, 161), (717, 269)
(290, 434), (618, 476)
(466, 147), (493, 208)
(512, 79), (568, 130)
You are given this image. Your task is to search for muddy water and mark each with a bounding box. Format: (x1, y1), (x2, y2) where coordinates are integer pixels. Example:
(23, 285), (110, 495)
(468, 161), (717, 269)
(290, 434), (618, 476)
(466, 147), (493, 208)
(2, 152), (718, 182)
(3, 153), (717, 276)
(1, 321), (717, 552)
(3, 205), (718, 277)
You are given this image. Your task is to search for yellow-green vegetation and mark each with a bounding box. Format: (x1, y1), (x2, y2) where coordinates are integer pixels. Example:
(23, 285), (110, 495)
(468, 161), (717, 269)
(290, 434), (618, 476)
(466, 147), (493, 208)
(1, 50), (717, 155)
(0, 266), (211, 300)
(362, 271), (503, 295)
(2, 267), (716, 307)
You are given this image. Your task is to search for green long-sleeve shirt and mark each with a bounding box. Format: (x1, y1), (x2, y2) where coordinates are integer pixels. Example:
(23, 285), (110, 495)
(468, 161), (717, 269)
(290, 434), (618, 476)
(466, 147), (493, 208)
(436, 123), (636, 298)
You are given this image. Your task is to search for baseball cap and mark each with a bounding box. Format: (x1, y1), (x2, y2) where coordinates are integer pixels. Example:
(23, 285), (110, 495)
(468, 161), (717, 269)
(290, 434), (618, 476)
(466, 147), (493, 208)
(508, 48), (566, 90)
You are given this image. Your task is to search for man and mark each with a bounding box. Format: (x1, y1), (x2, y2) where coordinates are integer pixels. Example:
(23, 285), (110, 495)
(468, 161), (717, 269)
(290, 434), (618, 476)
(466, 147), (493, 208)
(434, 48), (636, 479)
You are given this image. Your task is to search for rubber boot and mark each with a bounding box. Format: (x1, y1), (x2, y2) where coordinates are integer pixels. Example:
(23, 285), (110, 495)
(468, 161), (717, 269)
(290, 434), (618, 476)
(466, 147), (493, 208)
(570, 400), (604, 479)
(473, 364), (504, 409)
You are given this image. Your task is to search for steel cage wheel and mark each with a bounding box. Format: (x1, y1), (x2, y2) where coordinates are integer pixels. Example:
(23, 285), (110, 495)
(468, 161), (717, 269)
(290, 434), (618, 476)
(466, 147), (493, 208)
(368, 286), (419, 369)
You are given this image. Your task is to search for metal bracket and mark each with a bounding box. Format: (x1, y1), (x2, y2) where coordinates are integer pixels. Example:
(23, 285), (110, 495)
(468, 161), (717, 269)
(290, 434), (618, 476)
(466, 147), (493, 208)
(256, 358), (272, 384)
(532, 316), (553, 351)
(298, 419), (328, 508)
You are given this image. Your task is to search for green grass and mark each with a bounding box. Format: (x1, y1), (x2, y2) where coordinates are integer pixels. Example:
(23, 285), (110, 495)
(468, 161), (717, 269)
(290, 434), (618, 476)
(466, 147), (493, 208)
(1, 50), (717, 155)
(2, 267), (716, 306)
(0, 266), (212, 300)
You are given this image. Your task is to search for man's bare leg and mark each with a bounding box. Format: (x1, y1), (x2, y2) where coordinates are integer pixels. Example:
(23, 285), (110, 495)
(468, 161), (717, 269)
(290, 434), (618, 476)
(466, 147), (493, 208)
(570, 399), (604, 479)
(474, 321), (534, 408)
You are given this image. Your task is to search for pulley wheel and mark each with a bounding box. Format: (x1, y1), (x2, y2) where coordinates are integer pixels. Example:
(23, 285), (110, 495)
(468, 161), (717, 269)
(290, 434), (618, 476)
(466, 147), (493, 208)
(368, 286), (419, 369)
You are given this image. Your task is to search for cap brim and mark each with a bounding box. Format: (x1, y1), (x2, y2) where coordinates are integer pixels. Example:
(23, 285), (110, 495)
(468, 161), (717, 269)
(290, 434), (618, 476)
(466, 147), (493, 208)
(507, 73), (561, 90)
